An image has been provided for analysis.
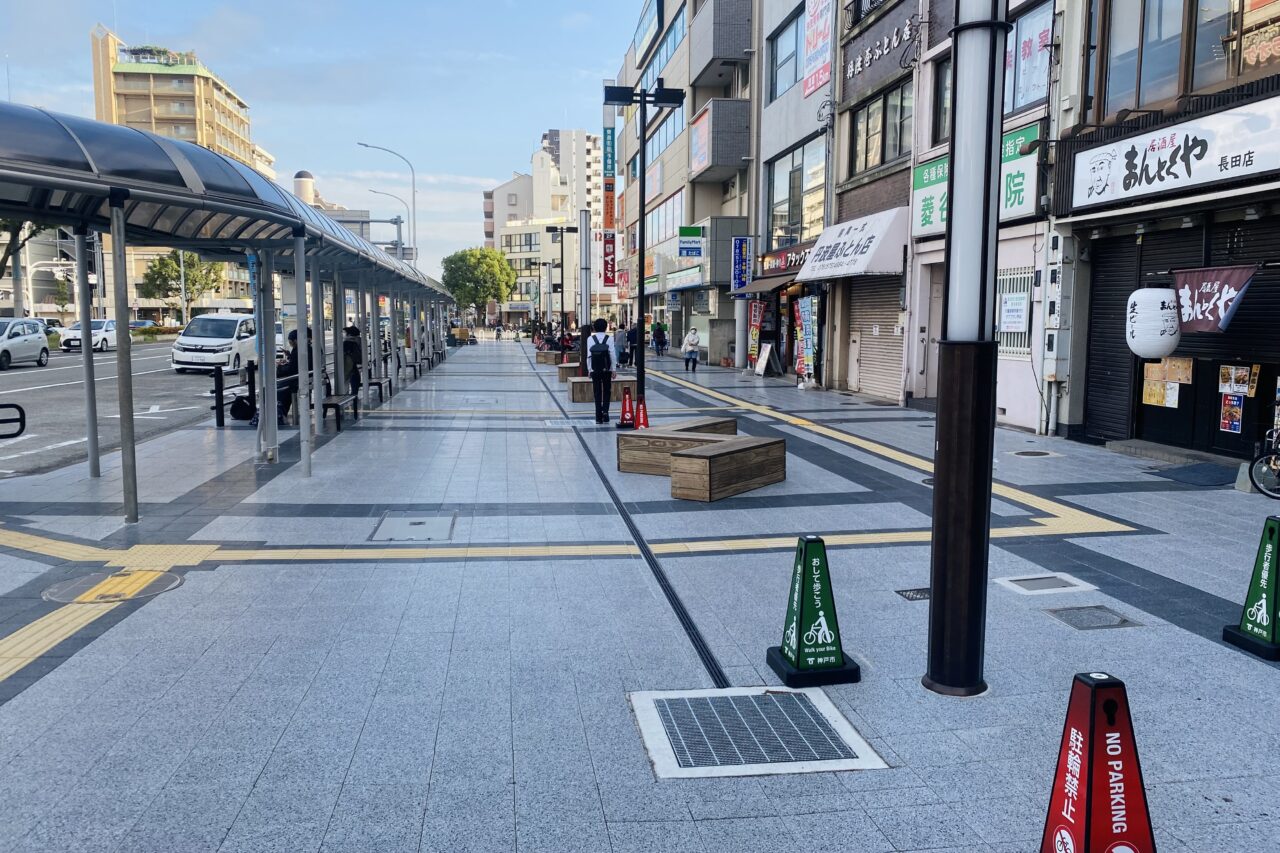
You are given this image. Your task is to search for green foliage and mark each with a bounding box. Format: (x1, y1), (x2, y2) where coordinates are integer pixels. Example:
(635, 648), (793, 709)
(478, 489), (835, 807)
(0, 220), (51, 282)
(52, 279), (72, 319)
(440, 247), (516, 310)
(140, 250), (223, 311)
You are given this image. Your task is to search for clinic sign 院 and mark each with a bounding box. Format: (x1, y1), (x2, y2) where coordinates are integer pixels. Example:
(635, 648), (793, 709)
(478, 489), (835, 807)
(1072, 98), (1280, 209)
(913, 123), (1041, 237)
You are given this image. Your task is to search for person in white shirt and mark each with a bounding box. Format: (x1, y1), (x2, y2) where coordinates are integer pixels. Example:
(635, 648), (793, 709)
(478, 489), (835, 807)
(585, 318), (618, 424)
(682, 327), (701, 373)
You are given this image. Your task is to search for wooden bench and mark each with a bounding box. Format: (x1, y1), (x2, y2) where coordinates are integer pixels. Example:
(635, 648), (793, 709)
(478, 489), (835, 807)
(370, 376), (393, 403)
(617, 430), (738, 475)
(568, 376), (637, 403)
(400, 360), (421, 381)
(671, 437), (787, 502)
(557, 362), (581, 383)
(657, 416), (738, 435)
(321, 394), (358, 431)
(536, 350), (560, 365)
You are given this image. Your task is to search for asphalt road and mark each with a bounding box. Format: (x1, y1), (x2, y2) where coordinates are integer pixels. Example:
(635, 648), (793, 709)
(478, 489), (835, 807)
(0, 341), (221, 478)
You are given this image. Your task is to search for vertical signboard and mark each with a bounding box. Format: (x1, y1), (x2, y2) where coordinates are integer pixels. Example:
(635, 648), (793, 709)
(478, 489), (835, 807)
(802, 0), (833, 98)
(800, 296), (817, 377)
(731, 236), (753, 298)
(678, 226), (704, 258)
(603, 178), (616, 231)
(748, 300), (764, 363)
(689, 111), (710, 173)
(603, 231), (616, 287)
(911, 123), (1041, 237)
(603, 127), (616, 177)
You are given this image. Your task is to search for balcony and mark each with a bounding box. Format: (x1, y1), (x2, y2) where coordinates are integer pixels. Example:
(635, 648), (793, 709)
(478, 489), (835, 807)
(688, 0), (751, 88)
(688, 98), (750, 184)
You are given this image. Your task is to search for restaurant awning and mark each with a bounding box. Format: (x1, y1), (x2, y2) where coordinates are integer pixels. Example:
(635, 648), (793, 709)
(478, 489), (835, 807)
(794, 207), (909, 282)
(738, 276), (794, 295)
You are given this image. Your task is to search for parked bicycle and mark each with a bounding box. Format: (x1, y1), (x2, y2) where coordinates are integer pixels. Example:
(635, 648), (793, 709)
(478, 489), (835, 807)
(1249, 428), (1280, 499)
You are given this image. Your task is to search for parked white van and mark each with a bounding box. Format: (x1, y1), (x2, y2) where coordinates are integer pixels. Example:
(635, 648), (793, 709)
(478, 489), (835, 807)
(171, 313), (258, 374)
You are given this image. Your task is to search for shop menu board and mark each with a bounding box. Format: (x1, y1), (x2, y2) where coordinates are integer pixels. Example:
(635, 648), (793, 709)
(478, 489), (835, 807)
(1141, 357), (1192, 409)
(1222, 393), (1245, 434)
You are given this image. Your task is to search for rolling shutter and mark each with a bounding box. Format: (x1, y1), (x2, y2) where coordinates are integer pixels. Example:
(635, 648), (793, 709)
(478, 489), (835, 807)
(1084, 235), (1139, 441)
(848, 277), (903, 401)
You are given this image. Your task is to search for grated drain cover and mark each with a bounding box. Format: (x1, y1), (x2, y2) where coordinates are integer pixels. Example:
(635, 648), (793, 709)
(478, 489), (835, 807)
(1045, 605), (1140, 630)
(42, 570), (182, 604)
(896, 587), (931, 601)
(630, 687), (886, 778)
(996, 572), (1096, 596)
(371, 512), (456, 542)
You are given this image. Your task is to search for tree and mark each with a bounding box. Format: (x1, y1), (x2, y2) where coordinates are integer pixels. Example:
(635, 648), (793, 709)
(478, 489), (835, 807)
(1, 220), (51, 306)
(141, 250), (223, 323)
(52, 278), (72, 323)
(440, 247), (516, 312)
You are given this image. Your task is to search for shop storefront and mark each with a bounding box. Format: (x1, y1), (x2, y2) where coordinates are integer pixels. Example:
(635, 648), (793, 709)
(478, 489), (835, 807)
(1060, 96), (1280, 459)
(796, 207), (910, 399)
(742, 241), (814, 375)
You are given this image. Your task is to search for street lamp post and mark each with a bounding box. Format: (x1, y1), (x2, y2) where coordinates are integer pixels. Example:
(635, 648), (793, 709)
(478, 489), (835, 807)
(369, 189), (410, 260)
(358, 142), (418, 267)
(604, 78), (685, 407)
(545, 225), (579, 339)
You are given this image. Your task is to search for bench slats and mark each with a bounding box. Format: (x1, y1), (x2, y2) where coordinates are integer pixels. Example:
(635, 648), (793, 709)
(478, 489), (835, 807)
(670, 438), (786, 502)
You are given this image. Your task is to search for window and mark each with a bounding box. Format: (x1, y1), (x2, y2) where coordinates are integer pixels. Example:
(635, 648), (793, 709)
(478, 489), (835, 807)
(932, 58), (952, 144)
(996, 267), (1034, 359)
(645, 107), (685, 163)
(770, 14), (803, 100)
(1003, 1), (1053, 114)
(768, 137), (826, 250)
(500, 233), (540, 253)
(851, 0), (890, 24)
(643, 189), (684, 247)
(851, 79), (912, 176)
(639, 5), (688, 93)
(507, 193), (517, 205)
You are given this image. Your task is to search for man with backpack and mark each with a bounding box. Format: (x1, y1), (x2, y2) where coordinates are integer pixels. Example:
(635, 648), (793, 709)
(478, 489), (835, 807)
(586, 318), (617, 424)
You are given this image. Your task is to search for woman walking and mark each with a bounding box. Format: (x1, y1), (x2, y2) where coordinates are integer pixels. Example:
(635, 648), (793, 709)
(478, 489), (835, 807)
(682, 327), (701, 373)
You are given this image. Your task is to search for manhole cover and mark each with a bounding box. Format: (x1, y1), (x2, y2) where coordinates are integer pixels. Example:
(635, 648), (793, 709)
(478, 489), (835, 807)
(42, 570), (182, 604)
(996, 572), (1096, 595)
(1013, 450), (1059, 458)
(370, 512), (456, 542)
(1045, 605), (1140, 630)
(630, 687), (886, 778)
(896, 587), (931, 601)
(543, 419), (577, 427)
(462, 396), (498, 405)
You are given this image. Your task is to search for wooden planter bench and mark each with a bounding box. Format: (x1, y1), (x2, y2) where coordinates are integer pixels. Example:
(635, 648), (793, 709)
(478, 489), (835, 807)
(568, 376), (637, 403)
(557, 362), (581, 383)
(671, 437), (787, 502)
(616, 416), (740, 474)
(535, 350), (560, 365)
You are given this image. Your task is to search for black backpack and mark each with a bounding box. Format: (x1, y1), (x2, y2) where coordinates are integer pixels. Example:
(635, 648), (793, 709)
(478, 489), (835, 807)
(588, 333), (611, 372)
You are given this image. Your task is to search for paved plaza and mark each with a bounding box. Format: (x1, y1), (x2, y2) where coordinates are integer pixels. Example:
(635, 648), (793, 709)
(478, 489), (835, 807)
(0, 340), (1277, 852)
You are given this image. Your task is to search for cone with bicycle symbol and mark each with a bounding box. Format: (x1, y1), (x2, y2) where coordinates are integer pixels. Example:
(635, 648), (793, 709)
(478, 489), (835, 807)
(767, 535), (861, 687)
(1223, 515), (1280, 661)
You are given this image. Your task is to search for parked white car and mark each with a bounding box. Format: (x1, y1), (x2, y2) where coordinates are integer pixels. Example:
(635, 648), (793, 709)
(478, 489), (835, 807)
(171, 313), (258, 374)
(0, 318), (50, 369)
(60, 319), (117, 352)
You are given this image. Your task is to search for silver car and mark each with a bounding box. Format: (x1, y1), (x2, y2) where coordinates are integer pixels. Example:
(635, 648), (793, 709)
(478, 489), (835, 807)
(0, 318), (50, 369)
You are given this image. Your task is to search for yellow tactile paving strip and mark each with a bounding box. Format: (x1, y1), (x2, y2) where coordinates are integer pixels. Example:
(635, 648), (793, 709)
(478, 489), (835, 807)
(0, 369), (1133, 688)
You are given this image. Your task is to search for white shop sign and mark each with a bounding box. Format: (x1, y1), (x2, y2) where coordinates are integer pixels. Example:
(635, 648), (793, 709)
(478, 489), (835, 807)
(1072, 98), (1280, 209)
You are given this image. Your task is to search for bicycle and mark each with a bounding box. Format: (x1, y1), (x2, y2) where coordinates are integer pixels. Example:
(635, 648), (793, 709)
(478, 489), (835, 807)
(1249, 428), (1280, 499)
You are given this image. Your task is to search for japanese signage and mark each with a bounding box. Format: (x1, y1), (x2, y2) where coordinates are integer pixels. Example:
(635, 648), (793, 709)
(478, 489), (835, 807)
(748, 300), (764, 363)
(1221, 393), (1245, 433)
(617, 268), (631, 301)
(1235, 517), (1278, 646)
(603, 231), (616, 287)
(759, 241), (814, 277)
(731, 236), (753, 296)
(795, 207), (907, 281)
(1072, 98), (1280, 209)
(603, 178), (616, 231)
(793, 300), (806, 375)
(912, 123), (1041, 237)
(779, 536), (846, 671)
(603, 127), (616, 177)
(1173, 265), (1256, 332)
(689, 111), (710, 173)
(1004, 1), (1052, 113)
(1219, 364), (1251, 394)
(1039, 673), (1156, 853)
(678, 226), (704, 258)
(800, 296), (817, 377)
(998, 292), (1029, 333)
(665, 289), (681, 311)
(1243, 20), (1280, 75)
(802, 0), (833, 98)
(692, 289), (710, 313)
(841, 8), (916, 102)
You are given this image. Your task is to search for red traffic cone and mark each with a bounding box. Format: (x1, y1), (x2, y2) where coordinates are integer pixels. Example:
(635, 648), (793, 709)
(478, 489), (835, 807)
(617, 387), (635, 429)
(636, 398), (650, 429)
(562, 349), (569, 365)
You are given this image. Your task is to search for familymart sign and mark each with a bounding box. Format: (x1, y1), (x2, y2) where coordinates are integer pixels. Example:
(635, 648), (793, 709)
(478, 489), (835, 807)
(911, 123), (1041, 238)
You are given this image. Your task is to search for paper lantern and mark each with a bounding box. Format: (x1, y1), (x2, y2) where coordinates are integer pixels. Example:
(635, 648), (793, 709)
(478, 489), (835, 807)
(1126, 288), (1181, 358)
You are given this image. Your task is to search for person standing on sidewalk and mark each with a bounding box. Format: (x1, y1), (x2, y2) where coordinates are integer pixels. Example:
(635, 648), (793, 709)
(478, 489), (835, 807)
(586, 318), (617, 424)
(613, 322), (629, 368)
(682, 327), (701, 373)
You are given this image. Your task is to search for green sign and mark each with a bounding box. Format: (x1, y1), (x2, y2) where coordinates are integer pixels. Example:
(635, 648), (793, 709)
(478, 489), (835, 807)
(781, 536), (845, 670)
(1238, 516), (1278, 643)
(911, 122), (1041, 238)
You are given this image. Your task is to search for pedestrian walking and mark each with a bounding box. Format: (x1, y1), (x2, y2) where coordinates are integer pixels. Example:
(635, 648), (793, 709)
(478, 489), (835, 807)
(342, 325), (363, 396)
(627, 324), (638, 363)
(586, 318), (618, 424)
(613, 323), (629, 368)
(682, 327), (701, 373)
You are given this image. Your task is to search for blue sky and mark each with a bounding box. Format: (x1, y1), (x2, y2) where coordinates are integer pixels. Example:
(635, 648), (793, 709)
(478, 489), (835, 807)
(4, 0), (638, 277)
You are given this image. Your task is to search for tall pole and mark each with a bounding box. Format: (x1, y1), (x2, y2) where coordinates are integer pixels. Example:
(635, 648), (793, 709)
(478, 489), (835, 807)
(636, 94), (648, 401)
(923, 0), (1009, 697)
(359, 143), (417, 267)
(311, 256), (325, 423)
(108, 192), (138, 523)
(261, 251), (278, 463)
(559, 234), (567, 335)
(178, 249), (188, 323)
(73, 226), (100, 478)
(332, 270), (344, 393)
(292, 232), (312, 477)
(11, 237), (23, 319)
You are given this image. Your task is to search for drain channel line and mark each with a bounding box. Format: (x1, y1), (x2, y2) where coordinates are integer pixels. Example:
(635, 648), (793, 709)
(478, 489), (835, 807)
(524, 348), (730, 689)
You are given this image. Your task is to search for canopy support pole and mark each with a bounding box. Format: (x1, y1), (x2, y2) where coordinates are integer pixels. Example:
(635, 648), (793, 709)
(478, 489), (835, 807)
(310, 255), (324, 429)
(261, 251), (278, 463)
(358, 277), (372, 410)
(293, 232), (312, 478)
(73, 225), (100, 479)
(108, 192), (138, 523)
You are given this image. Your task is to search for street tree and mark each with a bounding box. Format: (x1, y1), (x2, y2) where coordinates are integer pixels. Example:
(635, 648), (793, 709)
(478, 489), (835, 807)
(440, 247), (515, 314)
(0, 219), (51, 293)
(52, 278), (72, 323)
(140, 250), (223, 323)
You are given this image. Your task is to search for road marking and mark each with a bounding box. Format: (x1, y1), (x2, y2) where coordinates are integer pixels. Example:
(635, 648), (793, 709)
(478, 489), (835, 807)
(31, 354), (171, 374)
(105, 404), (199, 420)
(0, 367), (175, 396)
(0, 438), (88, 461)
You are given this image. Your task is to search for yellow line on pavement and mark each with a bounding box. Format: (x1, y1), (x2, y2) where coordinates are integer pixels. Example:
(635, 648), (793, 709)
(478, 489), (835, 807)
(364, 406), (741, 416)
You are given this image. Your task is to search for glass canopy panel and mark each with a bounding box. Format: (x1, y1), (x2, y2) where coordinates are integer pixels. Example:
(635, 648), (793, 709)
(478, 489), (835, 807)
(0, 105), (93, 172)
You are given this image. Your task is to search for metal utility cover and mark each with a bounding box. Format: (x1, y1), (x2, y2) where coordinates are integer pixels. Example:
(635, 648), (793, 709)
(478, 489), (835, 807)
(1045, 605), (1141, 630)
(896, 587), (931, 601)
(630, 687), (886, 779)
(371, 512), (456, 542)
(1012, 449), (1061, 458)
(995, 572), (1097, 596)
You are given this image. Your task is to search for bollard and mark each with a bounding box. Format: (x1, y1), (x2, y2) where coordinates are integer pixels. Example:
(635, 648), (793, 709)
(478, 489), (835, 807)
(212, 367), (225, 428)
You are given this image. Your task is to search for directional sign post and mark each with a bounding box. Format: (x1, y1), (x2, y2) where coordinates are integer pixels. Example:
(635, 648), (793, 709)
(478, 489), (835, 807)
(767, 535), (861, 687)
(1223, 516), (1280, 660)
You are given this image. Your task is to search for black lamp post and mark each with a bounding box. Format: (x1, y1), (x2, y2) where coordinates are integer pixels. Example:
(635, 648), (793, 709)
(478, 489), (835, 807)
(604, 77), (685, 406)
(545, 225), (579, 338)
